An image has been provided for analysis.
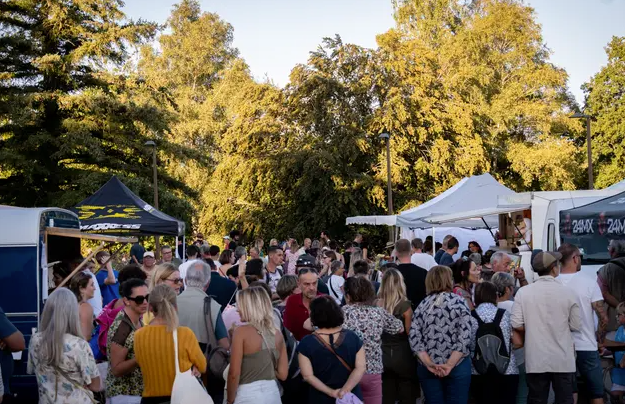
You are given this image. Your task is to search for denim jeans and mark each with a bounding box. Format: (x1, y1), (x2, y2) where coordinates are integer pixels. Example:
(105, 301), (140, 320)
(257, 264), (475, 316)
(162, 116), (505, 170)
(417, 358), (471, 404)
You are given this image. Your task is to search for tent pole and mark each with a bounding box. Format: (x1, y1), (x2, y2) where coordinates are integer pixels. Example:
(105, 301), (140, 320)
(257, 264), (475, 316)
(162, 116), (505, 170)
(482, 218), (498, 244)
(175, 236), (179, 259)
(182, 235), (186, 262)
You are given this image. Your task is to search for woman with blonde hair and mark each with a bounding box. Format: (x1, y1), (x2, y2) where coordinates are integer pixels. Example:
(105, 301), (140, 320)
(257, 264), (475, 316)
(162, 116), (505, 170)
(69, 271), (97, 340)
(27, 288), (101, 403)
(377, 269), (419, 403)
(284, 239), (301, 275)
(142, 263), (182, 324)
(227, 287), (288, 404)
(134, 284), (206, 403)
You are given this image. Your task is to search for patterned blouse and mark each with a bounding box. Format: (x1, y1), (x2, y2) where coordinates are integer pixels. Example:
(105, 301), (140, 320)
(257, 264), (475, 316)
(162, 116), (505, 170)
(343, 304), (404, 374)
(105, 310), (144, 397)
(409, 292), (473, 365)
(470, 303), (518, 375)
(27, 333), (100, 404)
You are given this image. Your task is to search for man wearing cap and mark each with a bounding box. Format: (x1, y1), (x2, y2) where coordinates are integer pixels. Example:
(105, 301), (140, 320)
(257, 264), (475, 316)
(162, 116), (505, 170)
(283, 255), (325, 341)
(511, 251), (581, 404)
(142, 251), (156, 283)
(557, 243), (607, 404)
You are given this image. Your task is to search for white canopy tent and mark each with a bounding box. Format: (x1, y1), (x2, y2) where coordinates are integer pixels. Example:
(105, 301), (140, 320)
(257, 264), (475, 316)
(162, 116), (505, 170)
(345, 215), (397, 226)
(395, 173), (516, 228)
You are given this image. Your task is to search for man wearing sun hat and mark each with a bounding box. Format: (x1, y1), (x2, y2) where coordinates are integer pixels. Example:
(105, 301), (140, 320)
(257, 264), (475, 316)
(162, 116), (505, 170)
(511, 251), (581, 404)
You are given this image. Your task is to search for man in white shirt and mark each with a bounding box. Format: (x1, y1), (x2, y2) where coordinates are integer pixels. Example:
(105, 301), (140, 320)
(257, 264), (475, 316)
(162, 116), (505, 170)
(511, 251), (581, 404)
(178, 244), (200, 286)
(410, 238), (437, 270)
(557, 243), (608, 404)
(265, 246), (284, 299)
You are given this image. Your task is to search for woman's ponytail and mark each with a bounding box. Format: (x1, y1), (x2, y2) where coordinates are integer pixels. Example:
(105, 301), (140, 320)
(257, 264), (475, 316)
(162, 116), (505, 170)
(149, 284), (179, 331)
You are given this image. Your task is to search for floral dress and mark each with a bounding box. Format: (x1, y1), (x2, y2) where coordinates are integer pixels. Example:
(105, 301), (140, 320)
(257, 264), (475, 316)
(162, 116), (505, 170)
(342, 304), (404, 374)
(105, 310), (143, 397)
(27, 332), (100, 404)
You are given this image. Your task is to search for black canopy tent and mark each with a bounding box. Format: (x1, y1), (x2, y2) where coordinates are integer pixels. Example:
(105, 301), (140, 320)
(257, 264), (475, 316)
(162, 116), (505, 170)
(560, 190), (625, 262)
(72, 176), (185, 237)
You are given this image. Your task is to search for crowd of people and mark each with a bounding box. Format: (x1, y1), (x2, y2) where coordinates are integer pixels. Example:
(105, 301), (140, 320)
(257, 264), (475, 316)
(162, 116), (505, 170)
(3, 232), (625, 404)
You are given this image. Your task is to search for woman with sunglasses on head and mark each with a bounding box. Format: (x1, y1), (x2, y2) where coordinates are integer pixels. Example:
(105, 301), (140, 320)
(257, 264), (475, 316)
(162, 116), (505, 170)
(106, 279), (149, 404)
(134, 284), (206, 404)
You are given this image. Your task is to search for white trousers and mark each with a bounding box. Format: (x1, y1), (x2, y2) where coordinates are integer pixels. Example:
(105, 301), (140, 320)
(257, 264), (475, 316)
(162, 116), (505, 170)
(107, 395), (142, 404)
(233, 380), (280, 404)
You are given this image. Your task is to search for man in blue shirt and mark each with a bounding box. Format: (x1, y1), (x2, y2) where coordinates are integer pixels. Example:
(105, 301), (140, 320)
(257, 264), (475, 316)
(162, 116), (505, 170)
(0, 306), (25, 399)
(95, 250), (120, 307)
(207, 262), (238, 309)
(439, 236), (459, 266)
(434, 234), (453, 264)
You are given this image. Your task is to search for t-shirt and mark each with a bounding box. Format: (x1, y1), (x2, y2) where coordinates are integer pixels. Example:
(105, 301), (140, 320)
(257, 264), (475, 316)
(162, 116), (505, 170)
(95, 269), (120, 307)
(85, 270), (103, 317)
(228, 240), (237, 251)
(130, 243), (145, 264)
(213, 260), (222, 270)
(411, 253), (437, 271)
(397, 263), (427, 310)
(439, 252), (455, 266)
(297, 330), (363, 404)
(0, 307), (18, 394)
(328, 275), (345, 304)
(265, 268), (282, 293)
(207, 272), (238, 309)
(434, 249), (445, 264)
(317, 278), (329, 295)
(558, 272), (603, 351)
(178, 259), (199, 287)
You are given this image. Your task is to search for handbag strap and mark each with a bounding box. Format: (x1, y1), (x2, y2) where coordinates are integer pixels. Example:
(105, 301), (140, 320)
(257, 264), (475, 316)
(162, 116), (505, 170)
(314, 333), (352, 372)
(54, 366), (97, 404)
(258, 328), (278, 370)
(204, 296), (218, 350)
(173, 328), (181, 375)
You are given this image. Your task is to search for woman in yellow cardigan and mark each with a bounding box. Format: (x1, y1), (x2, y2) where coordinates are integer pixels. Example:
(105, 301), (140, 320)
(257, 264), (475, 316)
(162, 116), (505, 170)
(134, 284), (206, 404)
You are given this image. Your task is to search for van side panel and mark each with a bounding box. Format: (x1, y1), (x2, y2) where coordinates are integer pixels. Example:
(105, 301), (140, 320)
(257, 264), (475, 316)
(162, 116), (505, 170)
(0, 246), (39, 401)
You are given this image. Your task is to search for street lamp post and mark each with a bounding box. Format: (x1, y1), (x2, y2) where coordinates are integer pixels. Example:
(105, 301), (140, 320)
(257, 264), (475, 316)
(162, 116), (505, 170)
(379, 133), (394, 242)
(145, 140), (160, 258)
(570, 112), (594, 190)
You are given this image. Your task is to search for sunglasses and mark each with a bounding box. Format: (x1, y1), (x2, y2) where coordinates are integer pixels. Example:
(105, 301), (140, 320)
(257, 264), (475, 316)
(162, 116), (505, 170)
(166, 277), (184, 285)
(127, 294), (149, 304)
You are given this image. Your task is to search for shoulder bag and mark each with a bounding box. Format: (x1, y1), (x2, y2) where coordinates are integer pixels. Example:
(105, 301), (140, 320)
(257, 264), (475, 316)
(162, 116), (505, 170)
(171, 328), (213, 404)
(204, 296), (230, 382)
(313, 333), (352, 372)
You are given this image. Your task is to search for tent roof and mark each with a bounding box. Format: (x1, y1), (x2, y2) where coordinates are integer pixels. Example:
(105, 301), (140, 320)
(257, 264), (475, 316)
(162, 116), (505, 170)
(346, 215), (396, 226)
(73, 176), (185, 237)
(395, 173), (516, 228)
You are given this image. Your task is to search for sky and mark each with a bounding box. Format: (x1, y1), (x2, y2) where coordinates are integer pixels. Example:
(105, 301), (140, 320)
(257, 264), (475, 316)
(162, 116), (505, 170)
(123, 0), (625, 106)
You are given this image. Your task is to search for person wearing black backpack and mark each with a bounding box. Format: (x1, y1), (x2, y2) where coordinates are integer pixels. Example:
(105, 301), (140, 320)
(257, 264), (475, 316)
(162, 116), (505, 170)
(469, 282), (522, 404)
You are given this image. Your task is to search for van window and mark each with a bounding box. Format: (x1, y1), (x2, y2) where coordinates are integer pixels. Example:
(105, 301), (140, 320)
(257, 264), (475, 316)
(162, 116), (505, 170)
(547, 223), (556, 251)
(0, 246), (38, 314)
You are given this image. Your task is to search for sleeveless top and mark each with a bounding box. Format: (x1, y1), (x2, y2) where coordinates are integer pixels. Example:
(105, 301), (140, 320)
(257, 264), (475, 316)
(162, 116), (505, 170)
(239, 329), (278, 385)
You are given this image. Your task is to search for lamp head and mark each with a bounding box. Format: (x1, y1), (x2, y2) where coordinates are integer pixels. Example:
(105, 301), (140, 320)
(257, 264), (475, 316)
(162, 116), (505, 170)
(570, 112), (589, 119)
(144, 140), (156, 147)
(379, 133), (390, 140)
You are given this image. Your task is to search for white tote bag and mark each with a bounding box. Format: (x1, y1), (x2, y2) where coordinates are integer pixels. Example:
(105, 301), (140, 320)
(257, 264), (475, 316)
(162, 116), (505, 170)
(171, 328), (214, 404)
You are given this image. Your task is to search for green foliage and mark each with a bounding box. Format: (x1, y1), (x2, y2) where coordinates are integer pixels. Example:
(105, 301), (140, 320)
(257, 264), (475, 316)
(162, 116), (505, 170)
(3, 0), (620, 247)
(0, 0), (195, 226)
(584, 36), (625, 188)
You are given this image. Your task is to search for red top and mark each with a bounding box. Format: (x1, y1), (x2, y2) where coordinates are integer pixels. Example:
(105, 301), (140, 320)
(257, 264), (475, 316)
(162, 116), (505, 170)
(283, 292), (322, 341)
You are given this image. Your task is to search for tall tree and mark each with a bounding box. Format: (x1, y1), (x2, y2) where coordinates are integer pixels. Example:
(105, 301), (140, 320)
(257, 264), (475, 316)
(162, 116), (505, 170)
(0, 0), (193, 222)
(584, 36), (625, 188)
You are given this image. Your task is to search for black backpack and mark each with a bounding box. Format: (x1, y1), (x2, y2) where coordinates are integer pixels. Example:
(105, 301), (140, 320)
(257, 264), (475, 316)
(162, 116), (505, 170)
(471, 309), (510, 375)
(273, 307), (300, 380)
